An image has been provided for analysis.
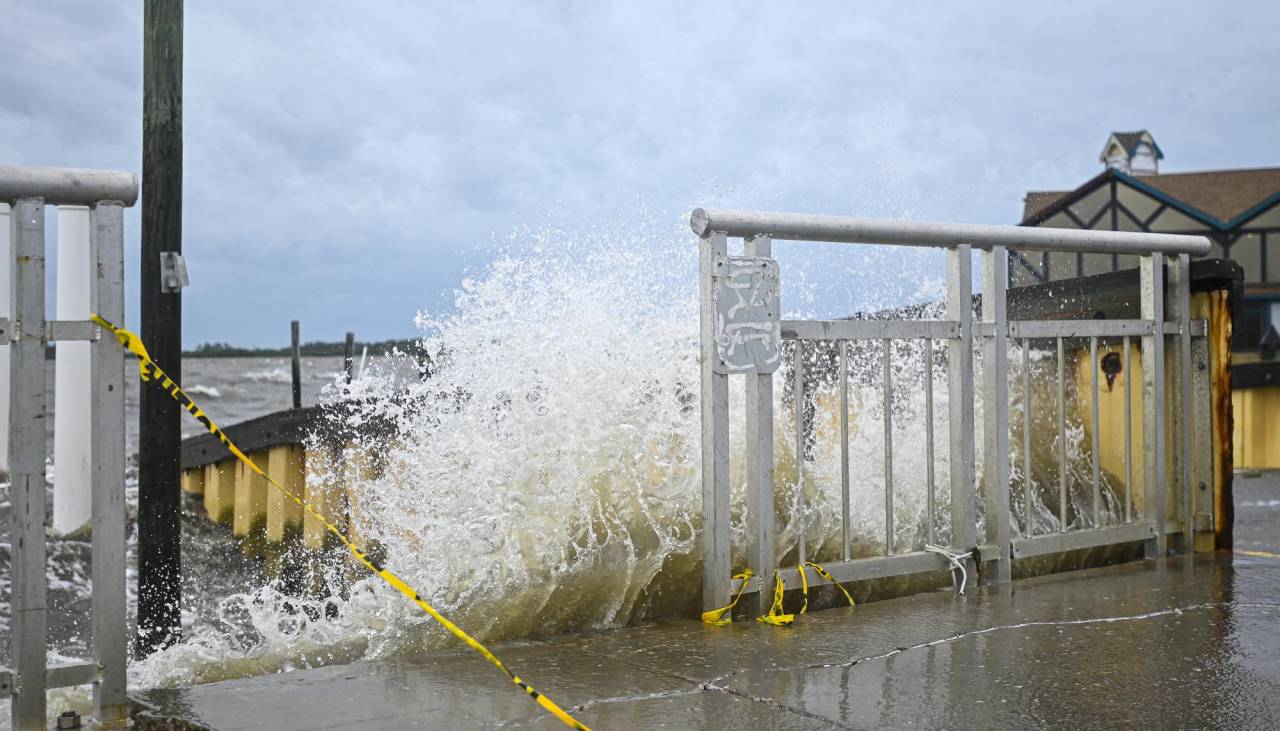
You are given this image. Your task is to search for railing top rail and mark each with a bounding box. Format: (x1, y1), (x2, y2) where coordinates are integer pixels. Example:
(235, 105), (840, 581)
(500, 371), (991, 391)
(0, 164), (138, 206)
(691, 207), (1211, 256)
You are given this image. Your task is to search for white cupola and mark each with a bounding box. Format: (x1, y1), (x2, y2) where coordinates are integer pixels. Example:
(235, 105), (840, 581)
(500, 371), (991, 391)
(1100, 130), (1163, 176)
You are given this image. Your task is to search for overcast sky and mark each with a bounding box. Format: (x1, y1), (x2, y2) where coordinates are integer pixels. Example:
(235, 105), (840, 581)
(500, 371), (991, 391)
(3, 1), (1278, 346)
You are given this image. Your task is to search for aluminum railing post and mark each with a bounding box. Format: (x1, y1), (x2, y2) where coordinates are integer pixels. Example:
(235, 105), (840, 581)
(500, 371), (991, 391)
(90, 202), (130, 727)
(700, 231), (732, 613)
(9, 197), (48, 731)
(946, 246), (978, 585)
(981, 246), (1012, 583)
(1140, 254), (1168, 558)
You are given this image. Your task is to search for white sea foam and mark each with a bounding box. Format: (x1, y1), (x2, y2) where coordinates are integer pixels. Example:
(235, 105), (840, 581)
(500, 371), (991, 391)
(244, 368), (292, 384)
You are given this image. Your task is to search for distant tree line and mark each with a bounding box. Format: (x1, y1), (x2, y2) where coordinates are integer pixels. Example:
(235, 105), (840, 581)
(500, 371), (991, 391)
(43, 339), (426, 359)
(182, 339), (422, 358)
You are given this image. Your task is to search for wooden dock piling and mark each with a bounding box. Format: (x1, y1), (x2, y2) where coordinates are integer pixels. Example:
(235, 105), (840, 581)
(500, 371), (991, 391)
(343, 332), (355, 383)
(291, 320), (302, 409)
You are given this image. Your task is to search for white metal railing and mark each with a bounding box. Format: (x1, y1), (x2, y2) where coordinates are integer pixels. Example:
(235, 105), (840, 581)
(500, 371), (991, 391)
(1, 165), (136, 730)
(694, 207), (1214, 617)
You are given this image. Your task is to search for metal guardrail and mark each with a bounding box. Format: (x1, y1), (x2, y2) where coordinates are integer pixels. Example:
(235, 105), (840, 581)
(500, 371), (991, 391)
(694, 207), (1215, 616)
(1, 165), (136, 730)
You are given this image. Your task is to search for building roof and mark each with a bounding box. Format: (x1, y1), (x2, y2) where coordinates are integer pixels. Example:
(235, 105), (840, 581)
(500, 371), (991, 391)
(1022, 167), (1280, 227)
(1023, 189), (1070, 220)
(1099, 130), (1164, 164)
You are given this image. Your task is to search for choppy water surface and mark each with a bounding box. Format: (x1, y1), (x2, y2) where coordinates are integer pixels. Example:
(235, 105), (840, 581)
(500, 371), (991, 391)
(1, 229), (1124, 726)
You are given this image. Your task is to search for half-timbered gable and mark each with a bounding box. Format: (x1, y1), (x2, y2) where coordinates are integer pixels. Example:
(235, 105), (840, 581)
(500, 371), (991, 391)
(1014, 149), (1280, 355)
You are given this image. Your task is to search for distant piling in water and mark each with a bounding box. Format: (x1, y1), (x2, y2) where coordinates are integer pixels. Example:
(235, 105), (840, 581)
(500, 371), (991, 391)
(344, 331), (355, 383)
(291, 320), (302, 409)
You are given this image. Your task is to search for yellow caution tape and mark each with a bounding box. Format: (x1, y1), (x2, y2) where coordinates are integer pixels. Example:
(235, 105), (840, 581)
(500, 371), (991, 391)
(800, 561), (856, 610)
(797, 562), (810, 614)
(707, 561), (853, 628)
(700, 569), (753, 626)
(756, 572), (794, 626)
(92, 315), (591, 731)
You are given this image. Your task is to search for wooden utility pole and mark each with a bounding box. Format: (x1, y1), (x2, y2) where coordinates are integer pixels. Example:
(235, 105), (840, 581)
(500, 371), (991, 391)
(138, 0), (184, 658)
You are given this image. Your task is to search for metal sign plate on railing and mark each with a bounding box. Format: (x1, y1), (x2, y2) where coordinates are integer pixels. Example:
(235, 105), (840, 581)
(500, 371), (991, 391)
(712, 254), (781, 374)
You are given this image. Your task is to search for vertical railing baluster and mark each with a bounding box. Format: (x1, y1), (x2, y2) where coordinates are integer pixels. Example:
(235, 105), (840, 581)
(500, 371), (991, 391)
(10, 197), (49, 728)
(1057, 336), (1067, 532)
(794, 339), (807, 564)
(1123, 335), (1133, 524)
(840, 340), (851, 561)
(1090, 336), (1101, 526)
(882, 338), (893, 556)
(924, 338), (936, 547)
(743, 234), (775, 616)
(1022, 338), (1032, 537)
(1174, 254), (1195, 548)
(1191, 332), (1214, 550)
(980, 246), (1011, 583)
(1141, 254), (1168, 558)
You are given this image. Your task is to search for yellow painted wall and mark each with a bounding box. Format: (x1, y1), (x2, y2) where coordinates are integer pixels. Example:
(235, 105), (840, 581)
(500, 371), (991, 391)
(1072, 340), (1158, 517)
(1075, 290), (1234, 544)
(1233, 386), (1280, 470)
(266, 445), (305, 542)
(202, 459), (237, 526)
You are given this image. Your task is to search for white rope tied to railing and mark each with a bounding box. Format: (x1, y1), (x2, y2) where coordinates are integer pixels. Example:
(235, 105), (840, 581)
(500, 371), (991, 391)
(925, 544), (974, 594)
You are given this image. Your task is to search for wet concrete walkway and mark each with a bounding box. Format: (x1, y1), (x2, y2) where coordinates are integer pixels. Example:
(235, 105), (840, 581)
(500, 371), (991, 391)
(133, 550), (1280, 729)
(133, 472), (1280, 729)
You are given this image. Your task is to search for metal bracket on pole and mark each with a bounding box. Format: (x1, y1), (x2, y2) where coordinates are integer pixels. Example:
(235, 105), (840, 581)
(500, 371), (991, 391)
(159, 251), (189, 293)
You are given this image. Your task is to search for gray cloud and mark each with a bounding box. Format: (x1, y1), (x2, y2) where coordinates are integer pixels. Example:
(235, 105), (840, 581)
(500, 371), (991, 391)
(2, 1), (1278, 344)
